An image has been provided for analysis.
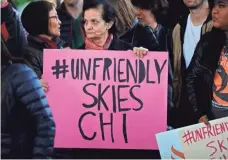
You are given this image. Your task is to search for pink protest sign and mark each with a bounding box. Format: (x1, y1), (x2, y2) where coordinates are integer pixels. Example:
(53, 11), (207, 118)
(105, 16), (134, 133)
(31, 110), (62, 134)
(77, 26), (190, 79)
(156, 117), (228, 159)
(43, 49), (168, 150)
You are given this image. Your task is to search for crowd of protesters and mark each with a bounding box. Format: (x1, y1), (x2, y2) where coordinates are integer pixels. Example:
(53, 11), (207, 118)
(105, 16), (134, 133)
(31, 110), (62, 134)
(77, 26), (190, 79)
(1, 0), (228, 159)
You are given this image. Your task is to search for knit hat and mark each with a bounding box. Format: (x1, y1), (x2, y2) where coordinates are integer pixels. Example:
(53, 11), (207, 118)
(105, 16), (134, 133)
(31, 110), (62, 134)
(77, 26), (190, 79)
(21, 1), (54, 35)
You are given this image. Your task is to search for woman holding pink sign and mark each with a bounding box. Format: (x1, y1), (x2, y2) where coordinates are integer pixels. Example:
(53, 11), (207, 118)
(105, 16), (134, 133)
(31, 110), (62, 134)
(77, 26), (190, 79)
(53, 0), (160, 159)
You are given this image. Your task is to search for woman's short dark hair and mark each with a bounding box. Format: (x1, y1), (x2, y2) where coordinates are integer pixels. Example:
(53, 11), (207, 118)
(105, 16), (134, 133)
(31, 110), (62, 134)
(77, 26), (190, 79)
(82, 0), (117, 35)
(21, 1), (54, 36)
(131, 0), (169, 23)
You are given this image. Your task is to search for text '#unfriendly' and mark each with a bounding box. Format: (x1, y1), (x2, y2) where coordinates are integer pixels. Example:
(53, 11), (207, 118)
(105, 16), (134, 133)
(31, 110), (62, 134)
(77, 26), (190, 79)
(51, 58), (167, 84)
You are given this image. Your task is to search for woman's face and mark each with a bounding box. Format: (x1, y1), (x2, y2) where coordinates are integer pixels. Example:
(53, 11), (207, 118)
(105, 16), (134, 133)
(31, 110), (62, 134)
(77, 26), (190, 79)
(84, 6), (113, 39)
(134, 7), (153, 25)
(212, 0), (228, 31)
(48, 8), (61, 37)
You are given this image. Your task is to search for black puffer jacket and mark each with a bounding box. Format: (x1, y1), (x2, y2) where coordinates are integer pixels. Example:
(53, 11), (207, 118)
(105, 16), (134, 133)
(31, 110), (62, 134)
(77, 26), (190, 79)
(186, 28), (226, 120)
(23, 35), (66, 78)
(1, 62), (55, 159)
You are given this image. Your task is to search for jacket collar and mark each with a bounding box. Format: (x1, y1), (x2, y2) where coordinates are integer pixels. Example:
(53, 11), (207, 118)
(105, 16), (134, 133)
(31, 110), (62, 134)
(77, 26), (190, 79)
(27, 34), (67, 49)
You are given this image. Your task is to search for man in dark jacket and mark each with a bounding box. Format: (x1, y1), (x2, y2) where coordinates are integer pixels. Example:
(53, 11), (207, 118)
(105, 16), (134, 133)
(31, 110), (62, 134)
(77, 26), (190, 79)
(187, 0), (228, 124)
(1, 0), (27, 57)
(170, 0), (213, 128)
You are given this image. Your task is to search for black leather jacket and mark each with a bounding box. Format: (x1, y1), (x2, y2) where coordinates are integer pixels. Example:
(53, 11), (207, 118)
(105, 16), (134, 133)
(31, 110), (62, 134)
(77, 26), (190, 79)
(186, 28), (226, 120)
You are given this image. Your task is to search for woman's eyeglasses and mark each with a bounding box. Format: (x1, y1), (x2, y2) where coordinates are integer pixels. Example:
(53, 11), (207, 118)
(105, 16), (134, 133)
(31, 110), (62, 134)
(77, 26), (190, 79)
(49, 15), (60, 21)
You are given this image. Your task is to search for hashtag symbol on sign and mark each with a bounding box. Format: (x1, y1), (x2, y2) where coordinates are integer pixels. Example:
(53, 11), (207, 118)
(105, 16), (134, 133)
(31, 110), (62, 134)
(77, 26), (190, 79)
(51, 59), (69, 79)
(182, 130), (194, 145)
